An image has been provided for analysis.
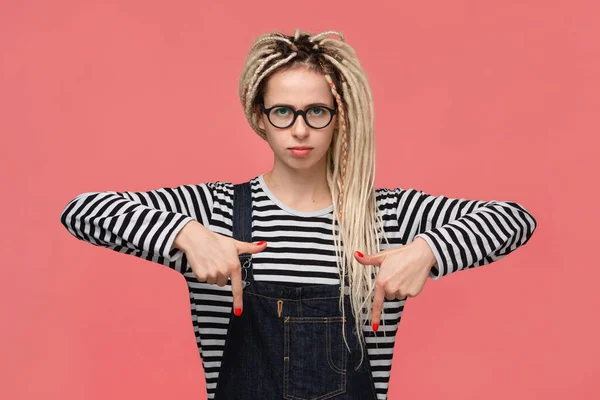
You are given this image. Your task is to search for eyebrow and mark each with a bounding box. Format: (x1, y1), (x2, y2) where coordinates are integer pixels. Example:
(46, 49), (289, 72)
(270, 102), (333, 109)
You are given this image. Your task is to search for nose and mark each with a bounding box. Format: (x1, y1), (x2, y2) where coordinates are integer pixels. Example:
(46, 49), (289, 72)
(291, 114), (309, 138)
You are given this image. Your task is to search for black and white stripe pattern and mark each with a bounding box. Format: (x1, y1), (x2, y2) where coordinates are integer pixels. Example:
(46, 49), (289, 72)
(60, 174), (536, 399)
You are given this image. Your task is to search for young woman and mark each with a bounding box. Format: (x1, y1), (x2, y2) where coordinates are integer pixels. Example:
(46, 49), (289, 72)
(60, 29), (537, 400)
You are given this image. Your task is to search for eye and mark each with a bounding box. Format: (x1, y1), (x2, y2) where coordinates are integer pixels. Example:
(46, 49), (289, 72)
(308, 107), (325, 116)
(274, 107), (291, 116)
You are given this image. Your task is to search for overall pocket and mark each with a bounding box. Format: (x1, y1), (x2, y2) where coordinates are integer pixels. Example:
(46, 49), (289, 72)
(283, 316), (347, 400)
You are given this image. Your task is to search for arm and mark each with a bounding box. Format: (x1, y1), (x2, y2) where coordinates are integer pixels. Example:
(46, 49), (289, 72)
(390, 187), (537, 279)
(59, 182), (219, 274)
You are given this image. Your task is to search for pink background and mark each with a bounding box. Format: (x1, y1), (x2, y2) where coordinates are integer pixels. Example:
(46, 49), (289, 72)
(1, 0), (598, 399)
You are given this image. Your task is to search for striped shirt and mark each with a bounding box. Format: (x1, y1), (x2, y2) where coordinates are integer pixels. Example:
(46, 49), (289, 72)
(59, 174), (537, 399)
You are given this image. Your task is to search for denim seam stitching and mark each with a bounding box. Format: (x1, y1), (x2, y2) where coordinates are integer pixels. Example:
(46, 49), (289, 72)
(283, 321), (290, 398)
(326, 318), (347, 374)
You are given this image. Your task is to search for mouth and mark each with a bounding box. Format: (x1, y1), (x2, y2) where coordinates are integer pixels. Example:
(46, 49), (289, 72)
(288, 147), (313, 156)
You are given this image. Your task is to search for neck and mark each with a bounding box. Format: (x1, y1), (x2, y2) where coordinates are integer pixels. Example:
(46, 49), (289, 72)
(263, 159), (332, 212)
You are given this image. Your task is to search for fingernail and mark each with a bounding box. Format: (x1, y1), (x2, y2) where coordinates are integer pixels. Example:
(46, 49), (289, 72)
(234, 308), (242, 316)
(355, 251), (364, 258)
(257, 241), (266, 246)
(372, 323), (379, 332)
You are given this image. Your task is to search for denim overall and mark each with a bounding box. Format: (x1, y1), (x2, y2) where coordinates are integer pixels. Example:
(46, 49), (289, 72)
(214, 182), (379, 400)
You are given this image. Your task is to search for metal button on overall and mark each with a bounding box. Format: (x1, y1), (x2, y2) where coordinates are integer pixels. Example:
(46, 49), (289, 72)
(213, 182), (378, 400)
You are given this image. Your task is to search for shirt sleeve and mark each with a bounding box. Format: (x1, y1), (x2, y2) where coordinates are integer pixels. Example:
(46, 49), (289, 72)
(59, 182), (219, 274)
(389, 187), (537, 280)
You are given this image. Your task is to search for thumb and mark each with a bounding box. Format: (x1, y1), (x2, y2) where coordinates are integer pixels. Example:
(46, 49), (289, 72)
(234, 239), (267, 255)
(354, 250), (385, 267)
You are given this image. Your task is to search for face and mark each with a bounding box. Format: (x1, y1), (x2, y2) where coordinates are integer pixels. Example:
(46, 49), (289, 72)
(256, 65), (337, 175)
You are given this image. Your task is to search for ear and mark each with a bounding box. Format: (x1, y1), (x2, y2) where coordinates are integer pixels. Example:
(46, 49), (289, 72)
(255, 104), (265, 130)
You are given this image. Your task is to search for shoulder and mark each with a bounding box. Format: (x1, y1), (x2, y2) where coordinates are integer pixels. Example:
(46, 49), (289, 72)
(208, 180), (234, 197)
(207, 176), (261, 208)
(375, 187), (406, 215)
(209, 176), (260, 195)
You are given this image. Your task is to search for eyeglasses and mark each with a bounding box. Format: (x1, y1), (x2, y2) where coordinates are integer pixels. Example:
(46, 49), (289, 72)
(260, 103), (338, 129)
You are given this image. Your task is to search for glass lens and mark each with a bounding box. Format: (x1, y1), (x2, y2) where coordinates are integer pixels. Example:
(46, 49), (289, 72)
(306, 107), (332, 128)
(269, 107), (295, 127)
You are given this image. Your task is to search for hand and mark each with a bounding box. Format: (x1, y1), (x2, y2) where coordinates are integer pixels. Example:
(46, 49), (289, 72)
(354, 237), (436, 331)
(174, 220), (267, 317)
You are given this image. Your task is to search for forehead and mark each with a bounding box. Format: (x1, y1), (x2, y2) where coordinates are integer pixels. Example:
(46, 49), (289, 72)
(264, 66), (333, 106)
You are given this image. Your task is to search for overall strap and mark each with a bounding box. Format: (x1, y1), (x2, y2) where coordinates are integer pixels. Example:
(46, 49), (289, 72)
(233, 181), (254, 286)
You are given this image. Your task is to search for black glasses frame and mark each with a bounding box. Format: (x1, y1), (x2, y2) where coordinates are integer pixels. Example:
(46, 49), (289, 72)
(260, 103), (338, 129)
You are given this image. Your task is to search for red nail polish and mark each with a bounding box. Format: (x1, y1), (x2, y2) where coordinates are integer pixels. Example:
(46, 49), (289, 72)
(356, 251), (364, 258)
(257, 241), (266, 246)
(234, 308), (242, 316)
(372, 323), (379, 332)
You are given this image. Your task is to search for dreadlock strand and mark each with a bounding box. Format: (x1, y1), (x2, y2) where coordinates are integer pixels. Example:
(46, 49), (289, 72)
(240, 48), (276, 100)
(341, 58), (375, 122)
(310, 31), (345, 42)
(324, 74), (348, 222)
(244, 47), (276, 77)
(322, 54), (363, 171)
(317, 38), (356, 60)
(322, 55), (368, 165)
(247, 52), (284, 97)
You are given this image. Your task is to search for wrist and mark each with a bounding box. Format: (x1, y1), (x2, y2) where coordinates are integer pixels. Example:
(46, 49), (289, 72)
(414, 236), (437, 267)
(173, 220), (196, 252)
